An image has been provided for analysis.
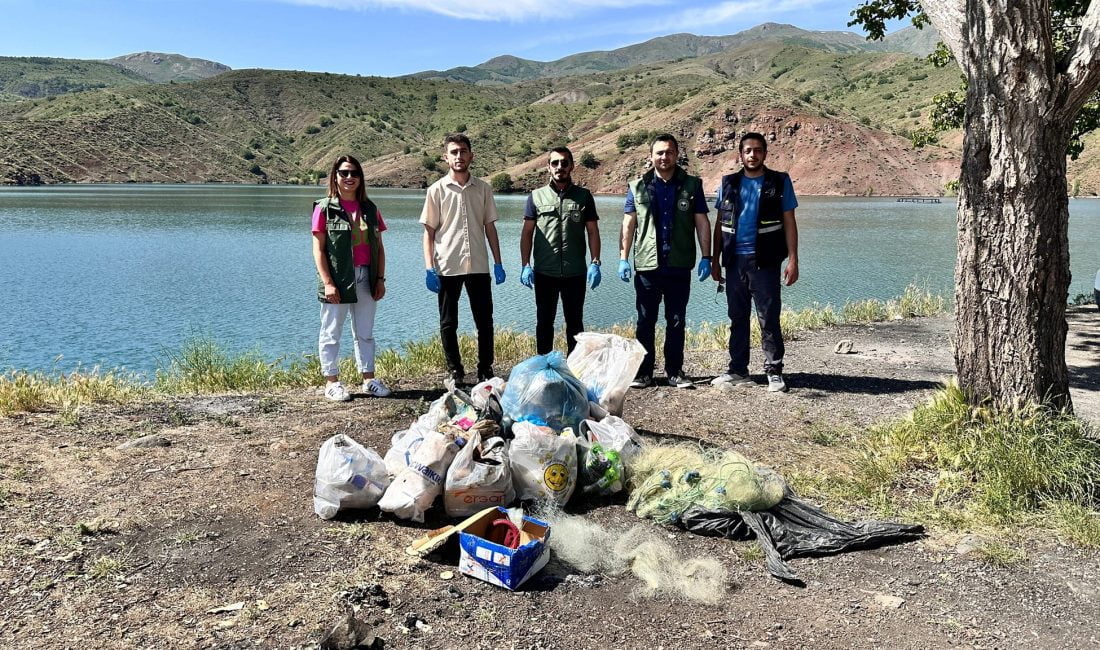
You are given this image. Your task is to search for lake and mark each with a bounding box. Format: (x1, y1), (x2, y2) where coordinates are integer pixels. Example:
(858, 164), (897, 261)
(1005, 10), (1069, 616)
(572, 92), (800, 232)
(1, 185), (1097, 376)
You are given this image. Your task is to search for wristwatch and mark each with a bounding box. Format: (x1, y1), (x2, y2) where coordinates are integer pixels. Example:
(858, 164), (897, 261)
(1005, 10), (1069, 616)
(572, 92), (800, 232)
(591, 259), (601, 265)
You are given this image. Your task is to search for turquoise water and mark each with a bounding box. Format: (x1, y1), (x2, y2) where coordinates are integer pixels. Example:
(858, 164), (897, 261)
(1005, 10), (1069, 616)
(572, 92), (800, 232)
(1, 185), (1097, 375)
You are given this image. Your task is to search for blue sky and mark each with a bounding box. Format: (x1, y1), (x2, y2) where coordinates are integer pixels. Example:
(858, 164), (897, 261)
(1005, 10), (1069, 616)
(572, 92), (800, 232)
(0, 0), (879, 77)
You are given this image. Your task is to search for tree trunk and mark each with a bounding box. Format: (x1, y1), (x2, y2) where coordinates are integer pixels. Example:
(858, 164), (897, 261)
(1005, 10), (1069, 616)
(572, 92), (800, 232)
(953, 0), (1073, 409)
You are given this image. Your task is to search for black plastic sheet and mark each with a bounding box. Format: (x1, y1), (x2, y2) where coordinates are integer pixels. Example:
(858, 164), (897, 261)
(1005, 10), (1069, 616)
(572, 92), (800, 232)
(680, 497), (925, 585)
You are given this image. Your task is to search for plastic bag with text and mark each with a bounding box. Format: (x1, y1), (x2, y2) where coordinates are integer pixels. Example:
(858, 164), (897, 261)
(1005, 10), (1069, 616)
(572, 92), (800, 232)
(444, 431), (515, 517)
(378, 430), (461, 522)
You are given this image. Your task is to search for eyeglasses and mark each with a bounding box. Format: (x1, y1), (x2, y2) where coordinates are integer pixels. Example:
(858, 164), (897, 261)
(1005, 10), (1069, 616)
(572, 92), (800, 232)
(336, 169), (362, 178)
(549, 159), (572, 168)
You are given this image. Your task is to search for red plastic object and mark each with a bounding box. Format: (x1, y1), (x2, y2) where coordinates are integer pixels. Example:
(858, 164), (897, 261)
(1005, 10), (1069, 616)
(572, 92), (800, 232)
(487, 518), (521, 549)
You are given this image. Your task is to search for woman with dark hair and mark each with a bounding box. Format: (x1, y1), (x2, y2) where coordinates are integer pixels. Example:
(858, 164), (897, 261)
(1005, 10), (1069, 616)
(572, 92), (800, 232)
(311, 155), (390, 401)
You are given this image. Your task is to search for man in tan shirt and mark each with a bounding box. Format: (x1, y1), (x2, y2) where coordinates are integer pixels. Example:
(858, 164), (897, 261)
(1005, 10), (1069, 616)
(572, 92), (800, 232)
(420, 134), (506, 384)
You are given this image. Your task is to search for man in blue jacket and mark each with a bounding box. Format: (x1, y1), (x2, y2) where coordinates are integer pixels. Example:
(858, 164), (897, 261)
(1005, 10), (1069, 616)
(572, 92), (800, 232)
(710, 132), (800, 392)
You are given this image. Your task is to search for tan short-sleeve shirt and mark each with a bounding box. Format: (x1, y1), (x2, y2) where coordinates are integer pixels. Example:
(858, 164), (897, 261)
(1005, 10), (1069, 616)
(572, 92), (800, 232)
(419, 174), (499, 276)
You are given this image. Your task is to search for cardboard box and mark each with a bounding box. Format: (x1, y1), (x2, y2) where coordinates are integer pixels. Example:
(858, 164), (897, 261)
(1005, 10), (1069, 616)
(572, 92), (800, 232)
(457, 507), (550, 590)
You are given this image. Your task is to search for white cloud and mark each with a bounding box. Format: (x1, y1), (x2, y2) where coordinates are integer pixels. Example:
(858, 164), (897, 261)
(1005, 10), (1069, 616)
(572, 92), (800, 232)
(616, 0), (833, 36)
(282, 0), (669, 21)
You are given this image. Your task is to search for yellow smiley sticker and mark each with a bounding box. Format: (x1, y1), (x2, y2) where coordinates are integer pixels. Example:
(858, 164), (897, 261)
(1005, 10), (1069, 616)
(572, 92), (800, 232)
(543, 463), (569, 492)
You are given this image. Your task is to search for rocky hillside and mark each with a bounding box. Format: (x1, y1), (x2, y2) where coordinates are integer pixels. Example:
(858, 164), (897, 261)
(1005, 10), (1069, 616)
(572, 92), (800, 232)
(0, 57), (149, 101)
(1, 26), (1095, 195)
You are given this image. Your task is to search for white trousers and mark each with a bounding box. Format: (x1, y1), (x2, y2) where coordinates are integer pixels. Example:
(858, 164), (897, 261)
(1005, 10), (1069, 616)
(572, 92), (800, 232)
(319, 266), (377, 377)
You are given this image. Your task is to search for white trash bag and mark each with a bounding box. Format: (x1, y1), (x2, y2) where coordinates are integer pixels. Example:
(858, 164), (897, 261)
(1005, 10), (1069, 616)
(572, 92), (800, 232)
(580, 415), (645, 467)
(567, 333), (646, 416)
(509, 422), (578, 506)
(378, 430), (461, 522)
(444, 431), (515, 517)
(313, 434), (391, 520)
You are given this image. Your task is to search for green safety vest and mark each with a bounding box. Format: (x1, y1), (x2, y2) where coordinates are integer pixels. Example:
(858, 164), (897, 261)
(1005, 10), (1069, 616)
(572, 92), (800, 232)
(627, 167), (702, 271)
(531, 183), (592, 278)
(315, 196), (381, 303)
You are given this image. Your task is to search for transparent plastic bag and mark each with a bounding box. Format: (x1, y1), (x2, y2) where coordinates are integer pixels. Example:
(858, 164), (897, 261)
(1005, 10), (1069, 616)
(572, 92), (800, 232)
(500, 352), (588, 432)
(444, 431), (515, 517)
(567, 333), (646, 416)
(313, 434), (391, 520)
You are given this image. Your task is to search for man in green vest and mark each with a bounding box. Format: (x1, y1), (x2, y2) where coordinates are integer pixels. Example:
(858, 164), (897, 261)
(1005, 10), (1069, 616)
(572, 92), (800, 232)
(519, 146), (602, 355)
(619, 134), (712, 389)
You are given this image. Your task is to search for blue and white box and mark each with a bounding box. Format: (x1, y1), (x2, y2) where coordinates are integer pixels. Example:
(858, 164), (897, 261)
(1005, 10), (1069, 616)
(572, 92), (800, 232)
(457, 507), (550, 590)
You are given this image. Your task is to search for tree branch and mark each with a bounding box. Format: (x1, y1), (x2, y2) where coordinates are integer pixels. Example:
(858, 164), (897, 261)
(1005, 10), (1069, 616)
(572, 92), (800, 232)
(919, 0), (966, 61)
(1063, 0), (1100, 115)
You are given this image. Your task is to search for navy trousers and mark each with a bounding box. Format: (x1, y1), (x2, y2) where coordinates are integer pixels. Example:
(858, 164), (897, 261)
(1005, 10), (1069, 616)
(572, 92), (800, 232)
(726, 255), (784, 375)
(634, 267), (691, 378)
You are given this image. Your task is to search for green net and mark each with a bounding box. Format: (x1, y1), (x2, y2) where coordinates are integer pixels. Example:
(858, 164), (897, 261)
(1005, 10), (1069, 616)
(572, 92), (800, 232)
(625, 444), (786, 525)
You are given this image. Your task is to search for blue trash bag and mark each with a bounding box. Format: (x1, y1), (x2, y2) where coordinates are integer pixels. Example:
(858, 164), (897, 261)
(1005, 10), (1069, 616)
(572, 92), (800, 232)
(500, 352), (589, 432)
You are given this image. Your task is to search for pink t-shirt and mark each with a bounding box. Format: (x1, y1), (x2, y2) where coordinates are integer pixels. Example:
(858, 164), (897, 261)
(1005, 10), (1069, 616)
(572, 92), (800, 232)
(311, 199), (387, 267)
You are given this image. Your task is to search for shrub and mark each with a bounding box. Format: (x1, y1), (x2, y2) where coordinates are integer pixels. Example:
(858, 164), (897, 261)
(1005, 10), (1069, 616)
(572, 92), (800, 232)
(490, 173), (513, 193)
(579, 151), (599, 169)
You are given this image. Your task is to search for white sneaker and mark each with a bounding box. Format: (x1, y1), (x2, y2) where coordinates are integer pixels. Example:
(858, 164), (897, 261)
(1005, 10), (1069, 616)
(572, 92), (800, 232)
(766, 373), (788, 393)
(363, 378), (391, 397)
(324, 382), (351, 402)
(711, 372), (752, 386)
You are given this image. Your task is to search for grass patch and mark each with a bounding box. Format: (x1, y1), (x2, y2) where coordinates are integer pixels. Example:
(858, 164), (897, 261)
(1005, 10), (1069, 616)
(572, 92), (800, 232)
(0, 368), (146, 417)
(1, 285), (946, 414)
(972, 540), (1027, 567)
(87, 555), (125, 580)
(809, 381), (1100, 543)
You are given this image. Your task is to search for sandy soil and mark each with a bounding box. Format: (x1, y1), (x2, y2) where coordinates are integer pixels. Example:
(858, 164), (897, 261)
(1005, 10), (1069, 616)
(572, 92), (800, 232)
(1, 309), (1098, 649)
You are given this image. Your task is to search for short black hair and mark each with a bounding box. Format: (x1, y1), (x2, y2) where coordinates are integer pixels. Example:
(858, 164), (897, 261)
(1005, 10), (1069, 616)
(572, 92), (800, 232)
(548, 146), (573, 164)
(739, 132), (767, 153)
(443, 133), (472, 151)
(650, 133), (679, 153)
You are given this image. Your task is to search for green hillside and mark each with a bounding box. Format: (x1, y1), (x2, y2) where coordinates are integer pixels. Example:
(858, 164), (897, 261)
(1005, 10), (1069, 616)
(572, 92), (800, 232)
(106, 52), (230, 83)
(410, 23), (938, 84)
(0, 57), (150, 101)
(0, 41), (977, 195)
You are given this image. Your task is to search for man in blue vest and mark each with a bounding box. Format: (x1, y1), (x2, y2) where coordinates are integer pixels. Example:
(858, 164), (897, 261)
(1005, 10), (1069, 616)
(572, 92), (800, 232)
(620, 134), (712, 389)
(710, 132), (800, 392)
(520, 146), (602, 355)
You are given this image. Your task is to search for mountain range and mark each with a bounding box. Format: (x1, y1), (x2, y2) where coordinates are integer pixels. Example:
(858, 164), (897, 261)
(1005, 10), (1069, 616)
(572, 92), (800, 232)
(0, 24), (1096, 195)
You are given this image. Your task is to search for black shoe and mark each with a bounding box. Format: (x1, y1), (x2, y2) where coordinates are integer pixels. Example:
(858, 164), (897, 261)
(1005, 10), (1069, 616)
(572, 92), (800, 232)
(477, 368), (495, 383)
(668, 375), (694, 389)
(629, 375), (653, 389)
(449, 368), (466, 385)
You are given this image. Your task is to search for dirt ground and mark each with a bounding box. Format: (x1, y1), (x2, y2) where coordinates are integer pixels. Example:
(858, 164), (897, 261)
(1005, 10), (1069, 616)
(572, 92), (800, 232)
(1, 308), (1098, 649)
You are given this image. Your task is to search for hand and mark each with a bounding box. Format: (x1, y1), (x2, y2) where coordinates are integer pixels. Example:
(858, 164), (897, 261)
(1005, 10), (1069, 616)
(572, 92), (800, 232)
(710, 264), (722, 282)
(783, 259), (799, 286)
(425, 269), (440, 294)
(618, 259), (631, 282)
(697, 258), (712, 282)
(587, 263), (601, 290)
(520, 265), (534, 289)
(324, 282), (340, 304)
(494, 263), (506, 285)
(372, 278), (386, 301)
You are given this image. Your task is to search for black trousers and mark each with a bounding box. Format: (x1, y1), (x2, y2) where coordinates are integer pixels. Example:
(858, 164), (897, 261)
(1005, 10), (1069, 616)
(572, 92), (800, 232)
(726, 255), (784, 375)
(534, 272), (586, 355)
(634, 267), (691, 378)
(437, 273), (494, 376)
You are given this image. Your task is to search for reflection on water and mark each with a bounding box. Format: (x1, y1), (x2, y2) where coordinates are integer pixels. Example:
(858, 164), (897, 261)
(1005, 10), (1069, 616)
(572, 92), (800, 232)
(1, 185), (1097, 374)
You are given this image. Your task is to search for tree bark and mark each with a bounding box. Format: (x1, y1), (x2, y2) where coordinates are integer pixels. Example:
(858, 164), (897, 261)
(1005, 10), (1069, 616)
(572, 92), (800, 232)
(921, 0), (1077, 408)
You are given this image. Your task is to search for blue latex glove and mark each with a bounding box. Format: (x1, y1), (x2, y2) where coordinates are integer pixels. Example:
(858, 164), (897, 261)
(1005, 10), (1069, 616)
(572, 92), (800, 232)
(618, 259), (631, 282)
(425, 269), (440, 294)
(494, 263), (506, 285)
(697, 258), (712, 282)
(587, 263), (601, 290)
(520, 264), (534, 289)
